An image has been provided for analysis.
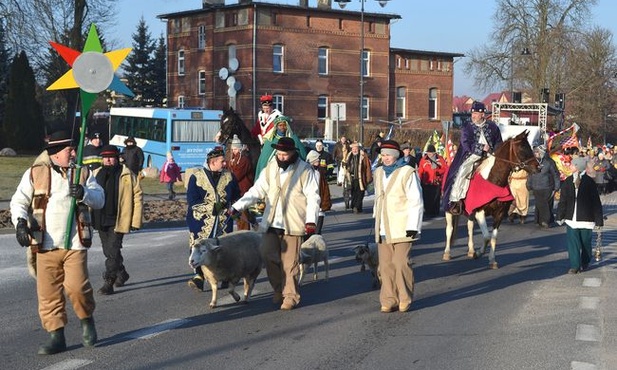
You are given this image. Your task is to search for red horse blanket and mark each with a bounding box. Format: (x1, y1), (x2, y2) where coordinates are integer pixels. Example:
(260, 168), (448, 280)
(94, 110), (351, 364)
(464, 174), (514, 215)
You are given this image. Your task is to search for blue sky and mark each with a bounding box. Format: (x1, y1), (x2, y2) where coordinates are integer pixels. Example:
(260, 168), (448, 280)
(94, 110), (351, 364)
(110, 0), (617, 100)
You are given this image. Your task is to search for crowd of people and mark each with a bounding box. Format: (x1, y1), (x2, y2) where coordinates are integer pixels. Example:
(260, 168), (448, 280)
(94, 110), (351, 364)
(8, 97), (608, 355)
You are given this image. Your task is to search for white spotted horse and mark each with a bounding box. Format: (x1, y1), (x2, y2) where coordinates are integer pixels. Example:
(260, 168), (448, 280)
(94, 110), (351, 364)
(443, 131), (539, 269)
(217, 107), (261, 171)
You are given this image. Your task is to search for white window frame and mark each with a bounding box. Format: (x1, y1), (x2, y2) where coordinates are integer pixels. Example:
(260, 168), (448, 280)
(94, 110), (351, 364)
(429, 88), (438, 120)
(362, 50), (370, 77)
(178, 95), (185, 108)
(198, 70), (206, 95)
(178, 49), (185, 76)
(318, 95), (328, 120)
(273, 94), (284, 113)
(396, 87), (406, 118)
(318, 47), (328, 75)
(273, 44), (284, 73)
(362, 96), (369, 120)
(198, 25), (206, 50)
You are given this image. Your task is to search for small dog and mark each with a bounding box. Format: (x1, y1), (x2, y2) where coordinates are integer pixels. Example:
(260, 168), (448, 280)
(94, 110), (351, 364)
(299, 234), (329, 285)
(353, 243), (380, 288)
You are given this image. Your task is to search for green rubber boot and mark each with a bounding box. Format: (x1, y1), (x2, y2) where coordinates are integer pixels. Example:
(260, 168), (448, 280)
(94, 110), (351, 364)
(81, 317), (98, 347)
(38, 328), (66, 355)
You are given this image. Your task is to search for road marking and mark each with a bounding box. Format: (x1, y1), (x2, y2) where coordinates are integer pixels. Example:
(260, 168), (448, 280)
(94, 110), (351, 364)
(571, 361), (597, 370)
(575, 324), (600, 342)
(579, 296), (600, 310)
(582, 278), (602, 287)
(41, 359), (93, 370)
(125, 318), (190, 340)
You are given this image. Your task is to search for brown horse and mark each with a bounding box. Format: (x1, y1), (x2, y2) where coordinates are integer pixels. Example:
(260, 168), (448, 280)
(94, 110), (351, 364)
(217, 107), (261, 170)
(443, 131), (539, 269)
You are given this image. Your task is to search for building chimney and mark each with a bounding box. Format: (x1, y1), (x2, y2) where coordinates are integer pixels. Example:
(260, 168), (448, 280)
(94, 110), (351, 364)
(203, 0), (225, 8)
(316, 0), (332, 9)
(299, 0), (309, 7)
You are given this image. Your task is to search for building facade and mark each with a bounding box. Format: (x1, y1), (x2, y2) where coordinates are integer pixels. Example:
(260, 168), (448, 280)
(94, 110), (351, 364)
(159, 0), (463, 144)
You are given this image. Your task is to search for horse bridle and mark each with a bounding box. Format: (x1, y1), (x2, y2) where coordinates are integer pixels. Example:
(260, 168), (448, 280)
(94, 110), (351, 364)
(493, 138), (539, 173)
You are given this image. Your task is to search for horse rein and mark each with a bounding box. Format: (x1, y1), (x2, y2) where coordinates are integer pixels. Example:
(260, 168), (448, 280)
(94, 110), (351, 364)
(492, 139), (538, 172)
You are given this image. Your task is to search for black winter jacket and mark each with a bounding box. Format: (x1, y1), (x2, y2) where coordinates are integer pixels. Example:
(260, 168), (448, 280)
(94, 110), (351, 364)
(556, 174), (603, 226)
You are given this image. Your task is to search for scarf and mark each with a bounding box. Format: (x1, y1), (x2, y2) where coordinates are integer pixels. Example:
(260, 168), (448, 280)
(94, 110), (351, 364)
(382, 158), (406, 178)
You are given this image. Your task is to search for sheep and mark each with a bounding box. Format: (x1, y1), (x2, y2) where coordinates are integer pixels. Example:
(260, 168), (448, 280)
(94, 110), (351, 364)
(189, 230), (263, 309)
(298, 234), (329, 285)
(353, 243), (381, 288)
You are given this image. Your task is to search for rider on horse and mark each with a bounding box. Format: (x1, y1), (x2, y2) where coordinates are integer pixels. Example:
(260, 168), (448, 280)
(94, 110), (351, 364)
(443, 101), (503, 215)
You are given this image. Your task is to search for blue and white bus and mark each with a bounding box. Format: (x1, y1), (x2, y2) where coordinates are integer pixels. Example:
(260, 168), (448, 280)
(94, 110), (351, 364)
(109, 107), (223, 171)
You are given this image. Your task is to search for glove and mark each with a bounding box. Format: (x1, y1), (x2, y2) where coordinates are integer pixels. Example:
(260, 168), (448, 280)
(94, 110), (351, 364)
(228, 208), (241, 220)
(305, 223), (316, 237)
(69, 183), (85, 200)
(406, 230), (418, 239)
(16, 218), (31, 247)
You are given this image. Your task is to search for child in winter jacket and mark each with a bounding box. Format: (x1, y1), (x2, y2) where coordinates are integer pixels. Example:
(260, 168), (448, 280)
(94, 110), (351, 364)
(160, 152), (182, 200)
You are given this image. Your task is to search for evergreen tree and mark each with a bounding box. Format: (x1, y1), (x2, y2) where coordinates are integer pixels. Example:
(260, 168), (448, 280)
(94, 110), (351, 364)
(4, 51), (45, 151)
(124, 17), (155, 106)
(151, 34), (167, 107)
(0, 19), (11, 148)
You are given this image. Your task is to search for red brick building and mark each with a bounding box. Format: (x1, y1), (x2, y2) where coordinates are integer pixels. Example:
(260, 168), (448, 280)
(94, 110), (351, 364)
(159, 0), (463, 145)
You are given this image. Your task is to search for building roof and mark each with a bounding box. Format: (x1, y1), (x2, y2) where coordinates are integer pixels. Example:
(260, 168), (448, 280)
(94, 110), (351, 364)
(158, 1), (402, 21)
(390, 48), (464, 59)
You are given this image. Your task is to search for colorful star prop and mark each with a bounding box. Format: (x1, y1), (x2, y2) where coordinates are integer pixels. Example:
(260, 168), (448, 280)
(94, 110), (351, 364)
(46, 23), (134, 249)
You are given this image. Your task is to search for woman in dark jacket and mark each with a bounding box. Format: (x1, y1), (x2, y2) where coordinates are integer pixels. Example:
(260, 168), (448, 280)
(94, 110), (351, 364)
(556, 156), (604, 274)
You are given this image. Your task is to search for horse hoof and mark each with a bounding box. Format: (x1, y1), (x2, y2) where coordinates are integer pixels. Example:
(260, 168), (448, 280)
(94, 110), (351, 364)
(472, 252), (481, 260)
(467, 251), (476, 259)
(489, 262), (499, 269)
(442, 253), (451, 261)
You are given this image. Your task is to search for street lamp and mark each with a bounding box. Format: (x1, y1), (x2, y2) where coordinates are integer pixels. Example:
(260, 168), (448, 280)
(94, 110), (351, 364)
(509, 47), (531, 103)
(335, 0), (392, 146)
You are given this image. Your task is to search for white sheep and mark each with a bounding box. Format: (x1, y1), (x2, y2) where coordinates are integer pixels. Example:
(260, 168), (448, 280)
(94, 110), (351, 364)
(189, 230), (263, 309)
(353, 243), (380, 288)
(298, 234), (329, 285)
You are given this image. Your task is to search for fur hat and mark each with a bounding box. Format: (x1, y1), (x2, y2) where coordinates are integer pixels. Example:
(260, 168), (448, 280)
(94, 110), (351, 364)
(470, 101), (486, 113)
(426, 144), (436, 153)
(89, 132), (101, 140)
(231, 134), (243, 149)
(271, 137), (297, 152)
(572, 157), (587, 172)
(100, 145), (120, 158)
(306, 150), (320, 165)
(124, 136), (136, 145)
(207, 146), (225, 161)
(46, 130), (74, 155)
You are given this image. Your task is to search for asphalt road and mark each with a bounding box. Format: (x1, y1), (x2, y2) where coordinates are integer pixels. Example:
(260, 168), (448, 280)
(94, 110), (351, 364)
(1, 186), (616, 369)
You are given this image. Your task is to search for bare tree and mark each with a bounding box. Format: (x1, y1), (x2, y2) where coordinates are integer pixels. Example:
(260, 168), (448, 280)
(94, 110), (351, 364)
(2, 0), (118, 124)
(465, 0), (617, 140)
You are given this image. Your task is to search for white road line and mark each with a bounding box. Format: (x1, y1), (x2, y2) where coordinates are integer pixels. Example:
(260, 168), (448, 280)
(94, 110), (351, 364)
(125, 318), (190, 340)
(582, 278), (602, 288)
(570, 361), (597, 370)
(40, 359), (93, 370)
(575, 324), (601, 342)
(579, 296), (600, 310)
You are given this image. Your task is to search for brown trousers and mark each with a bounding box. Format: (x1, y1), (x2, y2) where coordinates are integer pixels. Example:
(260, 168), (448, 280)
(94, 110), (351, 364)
(36, 249), (95, 331)
(378, 241), (414, 309)
(261, 231), (301, 305)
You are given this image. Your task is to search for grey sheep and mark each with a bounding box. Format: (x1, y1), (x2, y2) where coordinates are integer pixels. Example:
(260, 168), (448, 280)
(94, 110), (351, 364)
(189, 230), (262, 309)
(299, 234), (329, 285)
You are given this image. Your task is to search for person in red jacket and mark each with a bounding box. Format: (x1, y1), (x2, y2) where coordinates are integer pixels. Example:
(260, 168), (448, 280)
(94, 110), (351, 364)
(160, 152), (182, 200)
(418, 144), (447, 217)
(227, 135), (254, 230)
